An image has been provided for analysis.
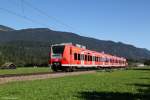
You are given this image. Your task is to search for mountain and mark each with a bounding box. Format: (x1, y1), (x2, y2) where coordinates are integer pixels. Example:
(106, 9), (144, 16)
(0, 25), (150, 66)
(0, 25), (15, 31)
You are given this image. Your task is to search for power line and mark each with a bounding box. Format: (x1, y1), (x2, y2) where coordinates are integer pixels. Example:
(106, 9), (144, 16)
(3, 0), (83, 34)
(21, 0), (25, 17)
(5, 0), (64, 30)
(22, 0), (82, 33)
(0, 7), (51, 28)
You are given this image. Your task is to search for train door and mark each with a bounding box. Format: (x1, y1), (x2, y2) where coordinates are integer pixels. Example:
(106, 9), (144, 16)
(81, 52), (84, 66)
(102, 56), (105, 67)
(92, 55), (95, 65)
(70, 47), (72, 65)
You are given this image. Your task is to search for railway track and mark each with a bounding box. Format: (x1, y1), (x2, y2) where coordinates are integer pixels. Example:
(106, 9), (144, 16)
(0, 68), (98, 78)
(0, 70), (96, 84)
(0, 69), (89, 78)
(0, 72), (55, 78)
(0, 68), (126, 84)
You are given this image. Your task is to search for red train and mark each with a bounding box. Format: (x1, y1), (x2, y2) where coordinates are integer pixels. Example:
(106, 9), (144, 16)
(49, 43), (128, 71)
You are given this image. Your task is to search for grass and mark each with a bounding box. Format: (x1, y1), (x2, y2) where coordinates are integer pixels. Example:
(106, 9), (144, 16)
(0, 67), (150, 100)
(0, 67), (51, 75)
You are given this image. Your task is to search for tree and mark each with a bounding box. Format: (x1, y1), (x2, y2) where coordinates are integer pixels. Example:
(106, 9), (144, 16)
(144, 60), (150, 65)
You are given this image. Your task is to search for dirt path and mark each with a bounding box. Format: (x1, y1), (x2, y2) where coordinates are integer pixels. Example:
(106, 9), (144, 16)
(0, 71), (96, 84)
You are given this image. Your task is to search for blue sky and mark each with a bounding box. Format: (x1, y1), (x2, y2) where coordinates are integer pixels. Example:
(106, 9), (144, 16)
(0, 0), (150, 50)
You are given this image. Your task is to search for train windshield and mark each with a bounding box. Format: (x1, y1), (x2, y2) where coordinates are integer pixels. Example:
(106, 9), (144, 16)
(52, 45), (65, 54)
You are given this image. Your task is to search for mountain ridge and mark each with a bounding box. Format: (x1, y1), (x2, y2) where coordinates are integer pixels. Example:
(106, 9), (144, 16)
(0, 25), (150, 66)
(0, 25), (15, 31)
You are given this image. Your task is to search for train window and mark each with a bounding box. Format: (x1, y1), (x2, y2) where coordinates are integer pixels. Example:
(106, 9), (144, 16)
(120, 61), (122, 64)
(85, 55), (87, 61)
(90, 56), (91, 61)
(110, 59), (112, 63)
(74, 53), (77, 60)
(97, 57), (98, 62)
(102, 58), (106, 62)
(89, 56), (91, 61)
(90, 56), (92, 61)
(101, 58), (104, 62)
(94, 56), (96, 61)
(106, 58), (109, 62)
(88, 55), (90, 61)
(100, 57), (103, 62)
(105, 58), (107, 62)
(99, 57), (101, 62)
(112, 59), (114, 63)
(70, 48), (72, 55)
(78, 54), (81, 60)
(116, 60), (118, 63)
(52, 46), (65, 54)
(98, 57), (100, 62)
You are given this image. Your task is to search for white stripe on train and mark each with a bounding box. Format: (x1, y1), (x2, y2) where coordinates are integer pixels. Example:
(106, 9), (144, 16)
(61, 64), (126, 67)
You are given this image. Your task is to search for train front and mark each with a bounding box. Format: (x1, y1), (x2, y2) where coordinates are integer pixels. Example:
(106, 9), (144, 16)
(49, 45), (65, 71)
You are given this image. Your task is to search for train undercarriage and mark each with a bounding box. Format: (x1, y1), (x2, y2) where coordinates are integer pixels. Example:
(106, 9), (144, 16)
(51, 63), (126, 72)
(51, 65), (76, 72)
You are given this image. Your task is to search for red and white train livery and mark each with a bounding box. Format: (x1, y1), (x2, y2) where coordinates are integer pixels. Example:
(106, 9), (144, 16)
(49, 43), (127, 71)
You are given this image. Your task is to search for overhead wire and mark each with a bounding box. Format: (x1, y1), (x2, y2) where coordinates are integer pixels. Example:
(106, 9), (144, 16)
(0, 7), (50, 28)
(21, 0), (25, 17)
(2, 0), (83, 34)
(5, 0), (61, 30)
(21, 0), (82, 33)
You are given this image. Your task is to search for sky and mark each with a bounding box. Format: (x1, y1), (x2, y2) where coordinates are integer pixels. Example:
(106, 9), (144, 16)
(0, 0), (150, 50)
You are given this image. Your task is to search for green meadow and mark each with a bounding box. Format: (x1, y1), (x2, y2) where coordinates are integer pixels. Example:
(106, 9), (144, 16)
(0, 67), (150, 100)
(0, 67), (51, 75)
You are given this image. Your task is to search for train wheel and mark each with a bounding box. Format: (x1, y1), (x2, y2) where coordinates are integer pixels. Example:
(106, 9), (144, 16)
(51, 66), (58, 72)
(63, 67), (71, 72)
(66, 67), (70, 72)
(71, 67), (76, 72)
